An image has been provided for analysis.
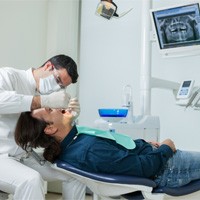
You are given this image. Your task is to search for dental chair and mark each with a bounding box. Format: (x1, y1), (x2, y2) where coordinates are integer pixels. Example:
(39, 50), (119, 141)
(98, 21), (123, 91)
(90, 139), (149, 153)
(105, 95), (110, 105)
(52, 160), (200, 200)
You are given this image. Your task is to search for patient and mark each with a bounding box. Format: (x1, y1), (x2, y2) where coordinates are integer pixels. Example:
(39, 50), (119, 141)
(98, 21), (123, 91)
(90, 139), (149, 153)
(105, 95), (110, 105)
(15, 108), (200, 188)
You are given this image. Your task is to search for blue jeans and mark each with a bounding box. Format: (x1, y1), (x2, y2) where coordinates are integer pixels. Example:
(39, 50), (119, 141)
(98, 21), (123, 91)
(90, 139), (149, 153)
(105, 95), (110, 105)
(154, 150), (200, 187)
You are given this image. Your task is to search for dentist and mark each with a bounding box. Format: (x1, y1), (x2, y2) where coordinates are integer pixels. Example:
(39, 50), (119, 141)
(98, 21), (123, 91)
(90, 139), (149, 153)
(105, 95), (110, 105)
(0, 54), (86, 200)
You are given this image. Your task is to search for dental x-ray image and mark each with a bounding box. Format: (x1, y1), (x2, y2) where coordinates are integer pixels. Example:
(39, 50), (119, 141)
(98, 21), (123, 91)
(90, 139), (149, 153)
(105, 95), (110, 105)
(152, 3), (200, 49)
(159, 15), (200, 46)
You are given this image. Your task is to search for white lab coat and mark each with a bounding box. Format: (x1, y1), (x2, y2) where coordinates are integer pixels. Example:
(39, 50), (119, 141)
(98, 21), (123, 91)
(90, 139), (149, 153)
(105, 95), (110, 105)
(0, 67), (86, 200)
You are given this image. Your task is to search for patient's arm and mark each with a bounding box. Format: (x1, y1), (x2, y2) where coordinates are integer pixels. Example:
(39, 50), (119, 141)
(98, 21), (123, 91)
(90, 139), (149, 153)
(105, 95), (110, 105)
(161, 139), (176, 153)
(149, 139), (176, 153)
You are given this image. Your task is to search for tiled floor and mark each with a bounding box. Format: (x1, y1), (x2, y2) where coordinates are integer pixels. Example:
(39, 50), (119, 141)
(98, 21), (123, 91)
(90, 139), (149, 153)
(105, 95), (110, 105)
(45, 193), (93, 200)
(1, 191), (93, 200)
(45, 192), (62, 200)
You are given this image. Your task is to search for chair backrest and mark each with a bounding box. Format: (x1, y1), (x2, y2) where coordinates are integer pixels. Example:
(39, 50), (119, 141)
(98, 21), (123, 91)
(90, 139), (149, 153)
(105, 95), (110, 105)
(54, 159), (156, 187)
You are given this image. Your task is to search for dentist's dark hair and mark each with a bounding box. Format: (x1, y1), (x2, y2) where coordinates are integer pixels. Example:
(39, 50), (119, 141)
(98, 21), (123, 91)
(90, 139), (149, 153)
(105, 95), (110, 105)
(41, 54), (79, 83)
(15, 112), (61, 163)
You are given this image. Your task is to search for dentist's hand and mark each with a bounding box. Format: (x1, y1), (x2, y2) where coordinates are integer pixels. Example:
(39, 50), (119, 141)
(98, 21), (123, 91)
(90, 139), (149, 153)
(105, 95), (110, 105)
(68, 97), (80, 117)
(40, 90), (71, 109)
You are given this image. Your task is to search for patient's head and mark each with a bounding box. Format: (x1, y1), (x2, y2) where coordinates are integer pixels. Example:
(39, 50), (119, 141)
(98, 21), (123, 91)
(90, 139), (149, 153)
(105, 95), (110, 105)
(15, 108), (74, 162)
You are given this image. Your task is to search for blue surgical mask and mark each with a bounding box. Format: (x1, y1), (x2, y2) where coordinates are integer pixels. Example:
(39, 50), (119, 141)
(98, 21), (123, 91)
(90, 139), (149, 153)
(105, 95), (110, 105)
(39, 74), (61, 94)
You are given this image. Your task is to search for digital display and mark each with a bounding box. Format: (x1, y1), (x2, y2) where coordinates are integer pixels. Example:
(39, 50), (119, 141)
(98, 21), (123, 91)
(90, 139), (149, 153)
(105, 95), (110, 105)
(182, 80), (191, 87)
(152, 3), (200, 50)
(178, 80), (193, 97)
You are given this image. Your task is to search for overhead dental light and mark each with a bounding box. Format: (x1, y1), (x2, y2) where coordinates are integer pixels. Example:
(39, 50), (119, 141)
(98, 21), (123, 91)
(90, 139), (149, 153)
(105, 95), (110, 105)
(95, 0), (133, 20)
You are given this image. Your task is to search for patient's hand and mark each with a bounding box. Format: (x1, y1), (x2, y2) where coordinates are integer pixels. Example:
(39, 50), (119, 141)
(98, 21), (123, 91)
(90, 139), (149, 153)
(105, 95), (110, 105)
(149, 141), (160, 148)
(161, 139), (176, 153)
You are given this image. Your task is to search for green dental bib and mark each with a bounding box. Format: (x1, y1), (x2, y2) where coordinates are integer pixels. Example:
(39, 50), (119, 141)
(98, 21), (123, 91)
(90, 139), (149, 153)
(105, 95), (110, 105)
(77, 126), (136, 150)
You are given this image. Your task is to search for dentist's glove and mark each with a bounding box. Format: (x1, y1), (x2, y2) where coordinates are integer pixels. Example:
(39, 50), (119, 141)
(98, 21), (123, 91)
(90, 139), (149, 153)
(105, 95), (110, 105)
(68, 97), (80, 118)
(41, 90), (71, 108)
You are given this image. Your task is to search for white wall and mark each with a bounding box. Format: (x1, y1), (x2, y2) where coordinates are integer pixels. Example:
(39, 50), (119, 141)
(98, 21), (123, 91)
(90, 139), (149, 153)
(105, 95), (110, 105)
(79, 0), (142, 124)
(0, 0), (48, 68)
(79, 0), (200, 151)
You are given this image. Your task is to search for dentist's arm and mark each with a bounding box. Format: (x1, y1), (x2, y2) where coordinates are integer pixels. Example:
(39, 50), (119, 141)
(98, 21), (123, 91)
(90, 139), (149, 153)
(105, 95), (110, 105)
(0, 90), (33, 114)
(31, 90), (71, 110)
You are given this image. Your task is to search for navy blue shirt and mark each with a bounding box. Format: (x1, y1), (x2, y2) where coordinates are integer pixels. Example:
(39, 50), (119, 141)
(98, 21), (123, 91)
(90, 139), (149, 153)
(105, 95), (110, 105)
(58, 126), (173, 178)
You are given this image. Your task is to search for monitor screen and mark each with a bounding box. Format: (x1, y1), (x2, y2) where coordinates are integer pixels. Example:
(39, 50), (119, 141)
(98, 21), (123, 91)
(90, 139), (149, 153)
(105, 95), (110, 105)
(151, 3), (200, 57)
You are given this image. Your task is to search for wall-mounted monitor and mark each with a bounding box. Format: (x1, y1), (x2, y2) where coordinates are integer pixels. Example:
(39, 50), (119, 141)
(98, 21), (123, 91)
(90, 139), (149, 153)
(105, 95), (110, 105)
(151, 2), (200, 58)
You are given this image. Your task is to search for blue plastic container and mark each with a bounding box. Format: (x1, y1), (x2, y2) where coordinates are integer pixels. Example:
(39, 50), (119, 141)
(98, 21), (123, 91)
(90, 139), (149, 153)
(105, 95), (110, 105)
(98, 108), (128, 122)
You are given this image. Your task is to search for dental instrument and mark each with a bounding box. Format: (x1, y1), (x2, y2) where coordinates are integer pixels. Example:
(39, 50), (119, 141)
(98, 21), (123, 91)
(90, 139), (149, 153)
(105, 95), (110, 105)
(176, 81), (200, 110)
(122, 84), (134, 123)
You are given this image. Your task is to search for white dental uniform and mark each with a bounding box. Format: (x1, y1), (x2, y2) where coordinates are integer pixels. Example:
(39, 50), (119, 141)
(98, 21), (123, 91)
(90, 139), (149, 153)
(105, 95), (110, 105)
(0, 67), (86, 200)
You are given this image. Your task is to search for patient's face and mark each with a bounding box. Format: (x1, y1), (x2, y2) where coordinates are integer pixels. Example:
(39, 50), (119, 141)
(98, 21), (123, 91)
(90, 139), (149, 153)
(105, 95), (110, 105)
(32, 108), (73, 126)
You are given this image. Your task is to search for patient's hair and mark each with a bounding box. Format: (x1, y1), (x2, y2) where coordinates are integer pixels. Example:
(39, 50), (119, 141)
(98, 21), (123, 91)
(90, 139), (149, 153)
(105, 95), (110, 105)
(15, 112), (61, 162)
